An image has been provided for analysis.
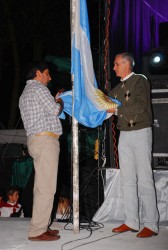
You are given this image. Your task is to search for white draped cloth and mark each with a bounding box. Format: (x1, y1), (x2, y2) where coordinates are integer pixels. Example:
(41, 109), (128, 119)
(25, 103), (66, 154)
(93, 169), (168, 228)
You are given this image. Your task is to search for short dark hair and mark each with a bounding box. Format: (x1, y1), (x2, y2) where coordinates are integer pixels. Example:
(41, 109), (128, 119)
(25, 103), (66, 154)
(25, 61), (49, 80)
(6, 186), (20, 199)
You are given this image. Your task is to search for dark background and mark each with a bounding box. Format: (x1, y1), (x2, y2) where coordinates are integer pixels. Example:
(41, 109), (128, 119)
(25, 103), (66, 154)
(0, 0), (104, 129)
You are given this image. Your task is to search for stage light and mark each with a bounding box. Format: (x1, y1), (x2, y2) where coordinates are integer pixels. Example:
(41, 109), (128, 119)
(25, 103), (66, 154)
(149, 47), (168, 75)
(150, 53), (164, 67)
(142, 47), (168, 88)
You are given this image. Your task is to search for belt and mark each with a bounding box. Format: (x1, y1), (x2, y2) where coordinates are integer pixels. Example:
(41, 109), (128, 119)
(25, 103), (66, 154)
(36, 132), (60, 138)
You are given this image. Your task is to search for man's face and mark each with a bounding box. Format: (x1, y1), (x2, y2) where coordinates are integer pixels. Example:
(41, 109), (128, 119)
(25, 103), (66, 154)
(113, 55), (130, 78)
(36, 69), (51, 86)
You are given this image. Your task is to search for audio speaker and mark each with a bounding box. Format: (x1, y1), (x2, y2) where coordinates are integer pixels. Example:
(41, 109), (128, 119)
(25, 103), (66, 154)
(152, 97), (168, 155)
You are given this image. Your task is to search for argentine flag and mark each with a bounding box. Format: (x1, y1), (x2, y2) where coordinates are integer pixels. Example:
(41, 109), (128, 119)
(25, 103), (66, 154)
(59, 0), (120, 128)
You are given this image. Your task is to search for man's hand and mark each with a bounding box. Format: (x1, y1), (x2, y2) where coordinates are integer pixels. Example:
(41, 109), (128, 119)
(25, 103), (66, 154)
(55, 88), (65, 99)
(106, 108), (116, 113)
(107, 107), (118, 115)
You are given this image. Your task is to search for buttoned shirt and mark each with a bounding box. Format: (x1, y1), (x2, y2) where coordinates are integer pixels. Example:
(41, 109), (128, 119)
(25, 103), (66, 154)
(19, 80), (62, 136)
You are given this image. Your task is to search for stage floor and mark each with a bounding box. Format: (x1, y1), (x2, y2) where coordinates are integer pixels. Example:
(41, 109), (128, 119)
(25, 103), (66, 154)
(0, 218), (168, 250)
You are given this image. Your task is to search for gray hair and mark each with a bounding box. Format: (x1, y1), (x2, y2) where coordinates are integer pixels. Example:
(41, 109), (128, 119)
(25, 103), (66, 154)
(117, 52), (135, 70)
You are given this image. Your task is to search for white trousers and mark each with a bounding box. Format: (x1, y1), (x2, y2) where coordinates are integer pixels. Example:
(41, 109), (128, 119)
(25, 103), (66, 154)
(118, 127), (159, 233)
(27, 135), (60, 237)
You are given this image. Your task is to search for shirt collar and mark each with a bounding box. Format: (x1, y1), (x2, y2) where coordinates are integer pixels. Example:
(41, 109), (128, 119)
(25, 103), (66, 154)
(121, 72), (134, 82)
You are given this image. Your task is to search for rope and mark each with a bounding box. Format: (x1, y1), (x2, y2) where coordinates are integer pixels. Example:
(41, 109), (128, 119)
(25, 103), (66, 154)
(103, 0), (119, 168)
(103, 0), (111, 91)
(112, 116), (119, 168)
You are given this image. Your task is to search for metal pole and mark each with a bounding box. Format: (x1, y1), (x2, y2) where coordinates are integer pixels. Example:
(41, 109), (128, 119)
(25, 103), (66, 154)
(70, 0), (79, 234)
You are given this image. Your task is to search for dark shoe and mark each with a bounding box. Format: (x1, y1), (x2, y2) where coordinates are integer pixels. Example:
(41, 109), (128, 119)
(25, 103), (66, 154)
(112, 224), (138, 233)
(137, 227), (158, 238)
(47, 228), (59, 236)
(28, 231), (61, 241)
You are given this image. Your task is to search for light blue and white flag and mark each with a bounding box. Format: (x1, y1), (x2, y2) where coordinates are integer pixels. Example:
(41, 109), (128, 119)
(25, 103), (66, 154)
(59, 0), (120, 128)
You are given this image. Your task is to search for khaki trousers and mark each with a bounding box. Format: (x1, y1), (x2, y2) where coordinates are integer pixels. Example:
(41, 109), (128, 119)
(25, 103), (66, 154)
(118, 127), (159, 233)
(27, 135), (60, 237)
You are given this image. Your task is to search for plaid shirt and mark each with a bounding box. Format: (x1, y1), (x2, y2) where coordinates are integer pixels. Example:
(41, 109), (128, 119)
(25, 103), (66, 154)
(19, 80), (63, 136)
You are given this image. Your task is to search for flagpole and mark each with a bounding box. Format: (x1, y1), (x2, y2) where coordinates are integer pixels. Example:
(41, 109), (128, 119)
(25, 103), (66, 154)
(71, 0), (80, 234)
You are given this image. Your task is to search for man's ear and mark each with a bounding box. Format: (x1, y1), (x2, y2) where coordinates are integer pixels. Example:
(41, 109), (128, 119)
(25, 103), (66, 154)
(34, 70), (42, 80)
(36, 70), (42, 77)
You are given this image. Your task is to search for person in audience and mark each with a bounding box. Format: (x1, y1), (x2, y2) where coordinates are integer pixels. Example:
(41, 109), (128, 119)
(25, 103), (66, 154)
(0, 189), (5, 212)
(0, 187), (22, 217)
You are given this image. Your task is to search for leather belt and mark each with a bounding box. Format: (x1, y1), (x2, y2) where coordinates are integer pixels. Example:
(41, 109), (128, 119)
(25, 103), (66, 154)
(36, 131), (60, 138)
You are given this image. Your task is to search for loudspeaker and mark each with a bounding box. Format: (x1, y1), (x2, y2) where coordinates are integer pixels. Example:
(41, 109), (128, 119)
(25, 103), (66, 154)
(152, 97), (168, 155)
(159, 22), (168, 46)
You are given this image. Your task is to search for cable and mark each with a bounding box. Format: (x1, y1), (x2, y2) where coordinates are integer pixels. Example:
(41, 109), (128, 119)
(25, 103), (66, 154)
(61, 229), (92, 250)
(61, 231), (122, 250)
(56, 165), (104, 225)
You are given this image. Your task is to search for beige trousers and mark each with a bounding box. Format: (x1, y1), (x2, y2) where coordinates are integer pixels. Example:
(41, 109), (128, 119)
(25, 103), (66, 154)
(118, 128), (159, 233)
(27, 135), (60, 237)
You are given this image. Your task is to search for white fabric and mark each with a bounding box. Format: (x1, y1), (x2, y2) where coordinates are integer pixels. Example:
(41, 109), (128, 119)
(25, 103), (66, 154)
(93, 169), (168, 228)
(0, 202), (22, 217)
